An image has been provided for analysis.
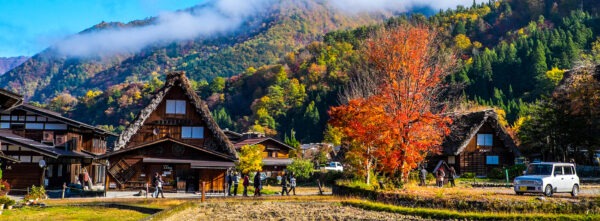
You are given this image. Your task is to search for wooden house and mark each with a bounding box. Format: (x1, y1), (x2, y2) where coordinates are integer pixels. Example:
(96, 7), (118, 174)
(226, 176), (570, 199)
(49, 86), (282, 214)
(0, 89), (116, 189)
(102, 72), (237, 193)
(232, 132), (293, 175)
(429, 109), (521, 177)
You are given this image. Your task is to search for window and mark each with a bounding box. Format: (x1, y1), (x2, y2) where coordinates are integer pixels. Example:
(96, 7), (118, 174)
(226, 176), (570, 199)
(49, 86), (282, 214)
(26, 116), (36, 121)
(448, 156), (456, 164)
(57, 164), (63, 177)
(7, 145), (19, 151)
(1, 115), (10, 121)
(181, 126), (204, 139)
(0, 123), (9, 129)
(477, 134), (493, 146)
(166, 100), (186, 114)
(37, 116), (47, 122)
(486, 155), (499, 165)
(554, 166), (564, 175)
(563, 166), (574, 175)
(47, 165), (53, 178)
(25, 123), (44, 129)
(45, 124), (67, 130)
(20, 155), (31, 163)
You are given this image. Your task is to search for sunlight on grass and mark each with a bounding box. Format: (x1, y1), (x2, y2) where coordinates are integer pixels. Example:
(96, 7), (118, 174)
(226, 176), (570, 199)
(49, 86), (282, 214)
(1, 206), (149, 221)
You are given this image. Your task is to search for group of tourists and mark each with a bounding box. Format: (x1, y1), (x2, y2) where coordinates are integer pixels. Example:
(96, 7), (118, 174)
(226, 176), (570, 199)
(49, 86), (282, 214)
(224, 170), (297, 196)
(278, 173), (297, 196)
(224, 170), (262, 197)
(419, 163), (457, 188)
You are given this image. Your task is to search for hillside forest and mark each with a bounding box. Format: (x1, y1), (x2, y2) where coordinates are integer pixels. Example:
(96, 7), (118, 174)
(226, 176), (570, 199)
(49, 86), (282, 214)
(4, 0), (600, 165)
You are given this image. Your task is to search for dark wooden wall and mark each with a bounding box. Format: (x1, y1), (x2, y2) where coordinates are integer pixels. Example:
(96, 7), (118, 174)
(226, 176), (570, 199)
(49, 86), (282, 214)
(126, 87), (216, 148)
(458, 123), (515, 176)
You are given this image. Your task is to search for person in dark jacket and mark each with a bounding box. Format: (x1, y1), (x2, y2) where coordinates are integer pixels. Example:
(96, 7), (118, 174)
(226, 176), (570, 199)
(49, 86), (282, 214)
(448, 166), (457, 187)
(232, 172), (239, 196)
(226, 170), (233, 196)
(281, 173), (289, 196)
(242, 174), (250, 197)
(253, 172), (262, 196)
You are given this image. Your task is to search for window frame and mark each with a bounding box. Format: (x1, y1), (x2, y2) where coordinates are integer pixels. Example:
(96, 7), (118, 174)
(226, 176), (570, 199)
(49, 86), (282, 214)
(477, 134), (493, 146)
(486, 155), (499, 165)
(166, 100), (186, 114)
(181, 126), (204, 139)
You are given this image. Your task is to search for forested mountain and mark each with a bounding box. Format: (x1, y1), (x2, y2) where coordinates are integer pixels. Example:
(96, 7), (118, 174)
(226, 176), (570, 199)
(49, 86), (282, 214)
(0, 0), (391, 101)
(0, 56), (28, 75)
(4, 0), (600, 145)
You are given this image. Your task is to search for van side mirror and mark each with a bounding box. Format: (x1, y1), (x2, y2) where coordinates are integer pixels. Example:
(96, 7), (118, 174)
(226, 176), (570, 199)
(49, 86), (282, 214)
(522, 170), (526, 175)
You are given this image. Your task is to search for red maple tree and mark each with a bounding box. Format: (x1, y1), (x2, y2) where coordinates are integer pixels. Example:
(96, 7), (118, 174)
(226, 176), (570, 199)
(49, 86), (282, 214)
(330, 24), (456, 183)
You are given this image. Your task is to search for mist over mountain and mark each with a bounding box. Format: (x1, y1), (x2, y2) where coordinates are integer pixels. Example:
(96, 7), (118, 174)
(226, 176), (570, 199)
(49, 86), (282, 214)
(0, 0), (484, 101)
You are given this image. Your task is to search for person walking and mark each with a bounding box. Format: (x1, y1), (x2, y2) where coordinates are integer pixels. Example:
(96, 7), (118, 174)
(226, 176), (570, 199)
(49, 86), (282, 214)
(152, 172), (159, 198)
(419, 166), (427, 186)
(281, 173), (289, 196)
(232, 172), (239, 196)
(242, 174), (250, 197)
(448, 166), (457, 187)
(154, 172), (165, 198)
(253, 172), (261, 197)
(289, 175), (296, 195)
(225, 170), (232, 196)
(436, 167), (445, 188)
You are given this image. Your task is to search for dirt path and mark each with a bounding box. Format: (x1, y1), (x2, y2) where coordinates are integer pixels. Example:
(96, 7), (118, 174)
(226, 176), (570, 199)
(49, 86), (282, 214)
(162, 201), (435, 221)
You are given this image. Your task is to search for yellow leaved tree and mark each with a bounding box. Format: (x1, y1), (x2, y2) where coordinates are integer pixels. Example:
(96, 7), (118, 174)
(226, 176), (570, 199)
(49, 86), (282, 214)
(236, 144), (265, 174)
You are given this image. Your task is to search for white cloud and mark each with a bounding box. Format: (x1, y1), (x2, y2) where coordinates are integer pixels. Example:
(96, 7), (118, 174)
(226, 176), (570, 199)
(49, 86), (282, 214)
(54, 0), (488, 57)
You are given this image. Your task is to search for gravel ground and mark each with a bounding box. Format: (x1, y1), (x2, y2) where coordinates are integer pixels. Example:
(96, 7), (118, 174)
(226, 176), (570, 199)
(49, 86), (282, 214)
(163, 201), (436, 221)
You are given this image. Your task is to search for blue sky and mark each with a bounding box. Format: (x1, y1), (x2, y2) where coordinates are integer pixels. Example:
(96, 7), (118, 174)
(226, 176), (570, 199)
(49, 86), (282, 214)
(0, 0), (202, 57)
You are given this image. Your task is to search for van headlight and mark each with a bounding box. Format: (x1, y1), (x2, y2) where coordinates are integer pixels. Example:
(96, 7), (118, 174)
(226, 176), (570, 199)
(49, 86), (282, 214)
(534, 180), (542, 185)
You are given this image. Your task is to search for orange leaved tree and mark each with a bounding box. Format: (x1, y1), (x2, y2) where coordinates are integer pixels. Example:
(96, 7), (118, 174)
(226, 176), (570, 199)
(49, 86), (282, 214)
(330, 24), (456, 183)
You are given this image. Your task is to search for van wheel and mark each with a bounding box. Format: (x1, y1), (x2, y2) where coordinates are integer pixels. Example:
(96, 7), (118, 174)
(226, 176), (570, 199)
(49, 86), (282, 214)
(544, 185), (553, 197)
(571, 184), (579, 197)
(516, 192), (524, 195)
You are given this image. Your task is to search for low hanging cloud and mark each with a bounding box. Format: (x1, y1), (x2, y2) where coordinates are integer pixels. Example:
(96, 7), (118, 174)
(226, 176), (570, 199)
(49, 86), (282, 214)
(55, 0), (275, 57)
(328, 0), (488, 13)
(54, 0), (487, 57)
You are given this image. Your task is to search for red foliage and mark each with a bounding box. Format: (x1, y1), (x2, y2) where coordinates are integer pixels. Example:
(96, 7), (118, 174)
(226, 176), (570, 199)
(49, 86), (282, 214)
(329, 24), (456, 181)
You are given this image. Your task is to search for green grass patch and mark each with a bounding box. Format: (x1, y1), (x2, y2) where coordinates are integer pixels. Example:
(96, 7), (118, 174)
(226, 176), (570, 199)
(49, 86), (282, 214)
(1, 205), (150, 221)
(343, 200), (600, 221)
(143, 201), (197, 221)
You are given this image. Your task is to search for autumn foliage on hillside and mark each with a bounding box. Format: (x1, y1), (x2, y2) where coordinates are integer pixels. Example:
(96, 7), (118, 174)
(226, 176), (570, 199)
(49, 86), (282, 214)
(329, 24), (456, 183)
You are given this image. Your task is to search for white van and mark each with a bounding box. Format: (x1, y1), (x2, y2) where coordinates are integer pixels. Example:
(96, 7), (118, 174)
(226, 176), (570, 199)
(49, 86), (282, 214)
(513, 162), (580, 197)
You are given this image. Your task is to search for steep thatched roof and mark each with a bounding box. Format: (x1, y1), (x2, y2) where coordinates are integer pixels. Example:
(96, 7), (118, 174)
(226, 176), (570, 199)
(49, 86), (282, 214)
(555, 64), (600, 92)
(113, 72), (237, 159)
(442, 109), (521, 156)
(0, 88), (23, 111)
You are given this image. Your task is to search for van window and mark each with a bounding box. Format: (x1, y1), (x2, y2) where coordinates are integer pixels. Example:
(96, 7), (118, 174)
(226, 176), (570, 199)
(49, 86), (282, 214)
(553, 166), (563, 175)
(563, 166), (574, 175)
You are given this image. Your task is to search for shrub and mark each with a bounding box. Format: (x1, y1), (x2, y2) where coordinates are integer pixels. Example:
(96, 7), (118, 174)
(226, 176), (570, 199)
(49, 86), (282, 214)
(461, 172), (476, 179)
(24, 185), (47, 201)
(507, 164), (527, 179)
(0, 195), (15, 206)
(488, 168), (505, 179)
(0, 179), (10, 196)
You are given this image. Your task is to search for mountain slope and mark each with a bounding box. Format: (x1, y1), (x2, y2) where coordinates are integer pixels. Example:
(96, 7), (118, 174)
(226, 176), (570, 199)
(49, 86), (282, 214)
(0, 56), (28, 75)
(0, 0), (390, 101)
